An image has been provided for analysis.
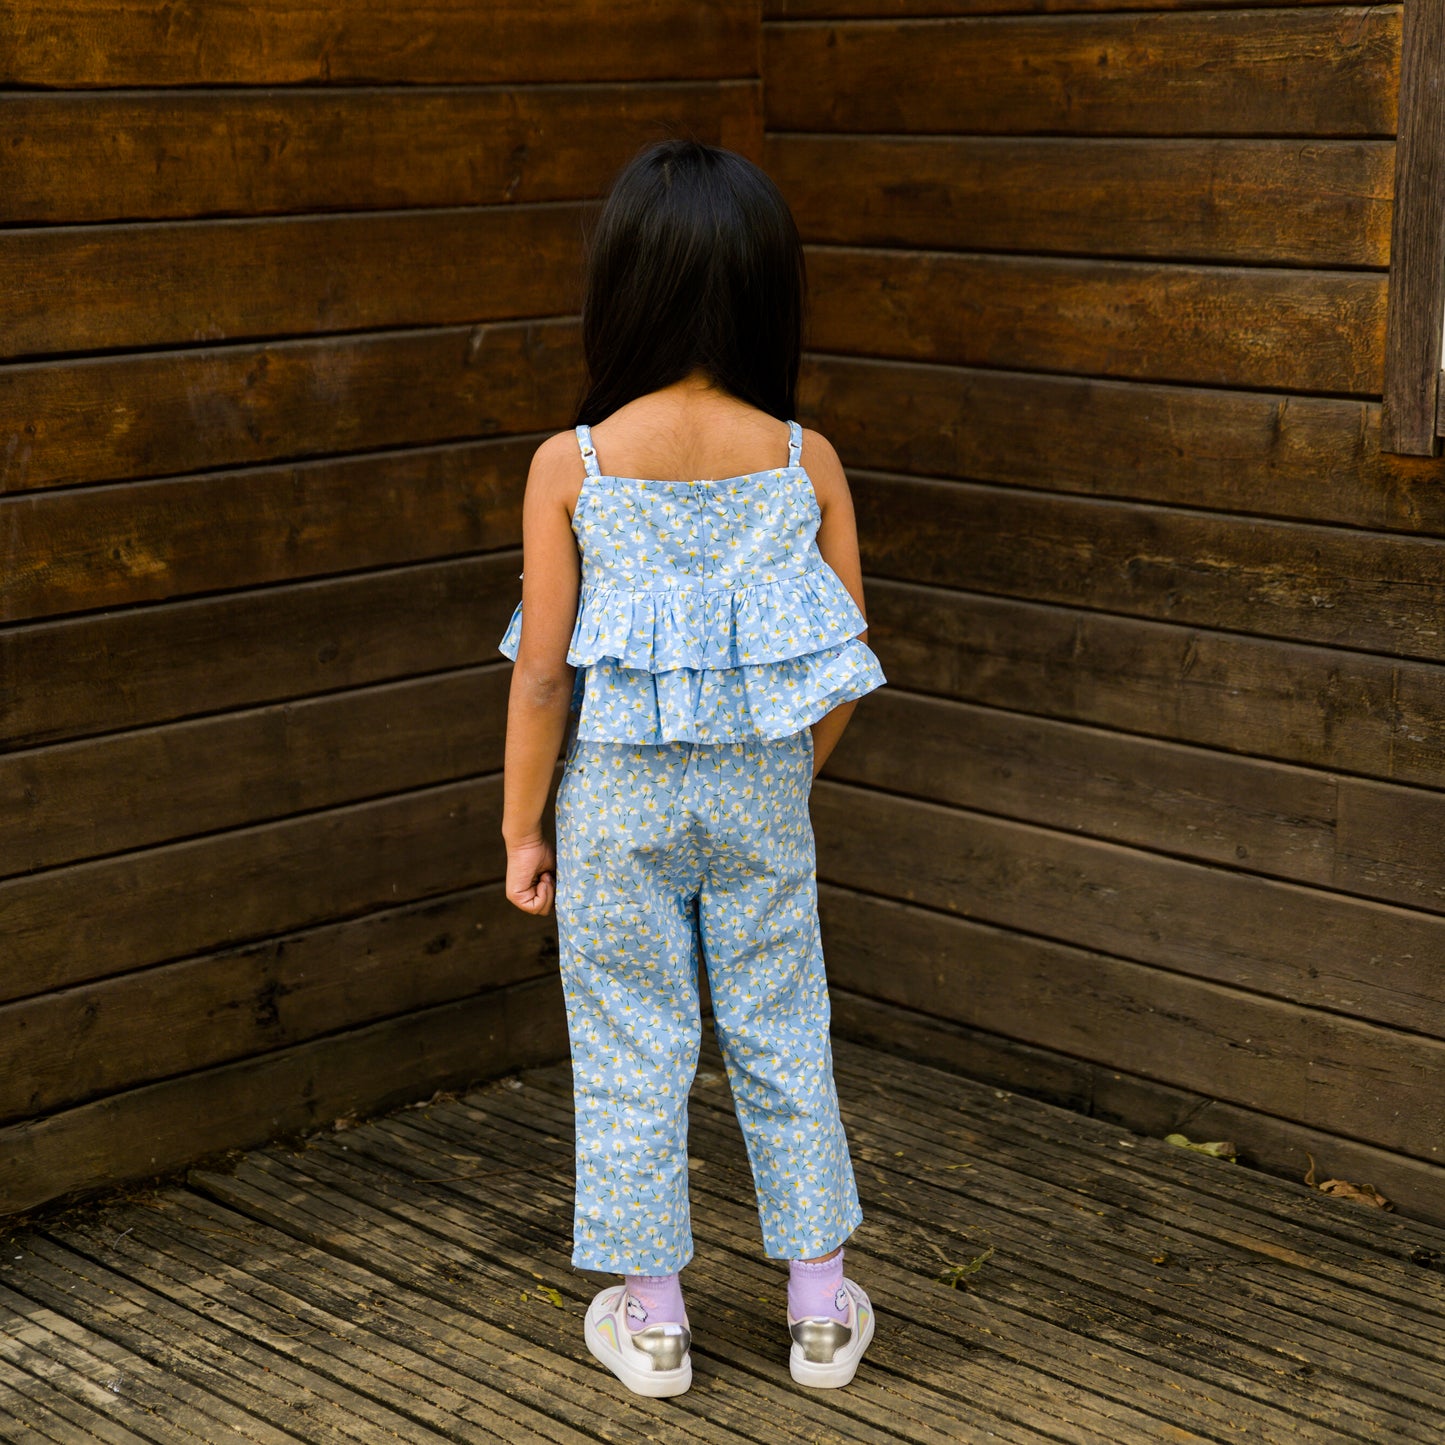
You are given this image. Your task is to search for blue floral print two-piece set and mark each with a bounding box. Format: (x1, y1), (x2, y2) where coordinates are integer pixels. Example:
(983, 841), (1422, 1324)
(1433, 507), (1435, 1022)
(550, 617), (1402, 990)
(499, 419), (886, 1273)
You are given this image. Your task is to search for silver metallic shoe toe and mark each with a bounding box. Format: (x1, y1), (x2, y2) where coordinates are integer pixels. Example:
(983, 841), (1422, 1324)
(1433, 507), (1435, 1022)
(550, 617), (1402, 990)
(631, 1322), (691, 1372)
(790, 1317), (853, 1364)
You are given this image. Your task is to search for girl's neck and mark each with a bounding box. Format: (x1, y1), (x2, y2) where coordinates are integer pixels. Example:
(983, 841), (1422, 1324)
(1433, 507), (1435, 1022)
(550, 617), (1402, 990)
(591, 376), (790, 481)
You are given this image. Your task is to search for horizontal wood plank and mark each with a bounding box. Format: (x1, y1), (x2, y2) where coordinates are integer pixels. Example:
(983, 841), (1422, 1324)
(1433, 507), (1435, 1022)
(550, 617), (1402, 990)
(812, 794), (1445, 1155)
(807, 248), (1386, 394)
(828, 985), (1445, 1231)
(766, 1), (1354, 14)
(3, 775), (505, 1005)
(764, 8), (1400, 136)
(827, 687), (1445, 917)
(0, 975), (566, 1219)
(769, 135), (1394, 265)
(0, 436), (529, 624)
(0, 83), (761, 224)
(800, 355), (1445, 537)
(865, 578), (1445, 789)
(853, 472), (1445, 661)
(0, 553), (520, 751)
(3, 1), (758, 87)
(0, 317), (580, 493)
(3, 206), (589, 362)
(0, 551), (520, 751)
(0, 666), (510, 878)
(0, 884), (552, 1126)
(812, 775), (1445, 1038)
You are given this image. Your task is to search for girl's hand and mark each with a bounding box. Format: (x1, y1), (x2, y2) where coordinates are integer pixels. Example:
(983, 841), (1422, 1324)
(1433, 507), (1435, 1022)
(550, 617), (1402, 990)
(506, 837), (557, 916)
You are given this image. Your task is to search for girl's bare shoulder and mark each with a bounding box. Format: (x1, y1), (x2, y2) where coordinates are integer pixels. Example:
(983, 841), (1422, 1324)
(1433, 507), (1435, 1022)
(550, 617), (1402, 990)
(799, 426), (850, 507)
(526, 429), (588, 509)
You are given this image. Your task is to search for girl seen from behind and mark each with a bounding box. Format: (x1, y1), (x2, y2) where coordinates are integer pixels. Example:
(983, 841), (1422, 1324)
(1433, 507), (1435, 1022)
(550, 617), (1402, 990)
(498, 138), (886, 1398)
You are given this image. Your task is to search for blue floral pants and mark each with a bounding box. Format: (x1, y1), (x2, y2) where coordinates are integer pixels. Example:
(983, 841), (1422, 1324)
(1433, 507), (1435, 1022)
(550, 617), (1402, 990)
(554, 728), (863, 1274)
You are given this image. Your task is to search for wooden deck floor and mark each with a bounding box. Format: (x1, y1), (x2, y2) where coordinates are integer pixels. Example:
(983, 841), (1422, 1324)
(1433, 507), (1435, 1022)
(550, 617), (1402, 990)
(2, 1031), (1443, 1444)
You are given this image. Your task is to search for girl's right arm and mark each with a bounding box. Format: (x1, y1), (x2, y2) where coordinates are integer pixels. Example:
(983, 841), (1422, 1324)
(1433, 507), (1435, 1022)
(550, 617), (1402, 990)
(501, 434), (583, 914)
(805, 429), (869, 777)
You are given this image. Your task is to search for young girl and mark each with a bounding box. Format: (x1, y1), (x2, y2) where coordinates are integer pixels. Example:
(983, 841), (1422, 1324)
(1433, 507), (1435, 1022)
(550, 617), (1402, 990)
(498, 139), (885, 1399)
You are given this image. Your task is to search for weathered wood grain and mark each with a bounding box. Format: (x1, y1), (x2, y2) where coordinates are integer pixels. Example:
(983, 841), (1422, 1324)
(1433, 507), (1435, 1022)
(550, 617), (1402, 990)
(765, 9), (1401, 136)
(864, 578), (1445, 789)
(2, 775), (504, 1005)
(1381, 0), (1445, 453)
(219, 1137), (1186, 1444)
(5, 1033), (1442, 1443)
(0, 1280), (290, 1445)
(0, 553), (520, 750)
(827, 687), (1445, 917)
(0, 436), (529, 623)
(50, 1213), (724, 1445)
(0, 83), (761, 224)
(825, 1021), (1445, 1275)
(2, 0), (758, 86)
(770, 135), (1394, 265)
(0, 317), (581, 493)
(811, 796), (1445, 1157)
(806, 248), (1386, 394)
(0, 884), (553, 1127)
(828, 986), (1445, 1231)
(800, 355), (1445, 537)
(474, 1064), (1445, 1411)
(673, 1074), (1445, 1410)
(0, 667), (510, 878)
(5, 1248), (455, 1445)
(852, 471), (1445, 661)
(3, 206), (590, 361)
(766, 0), (1353, 14)
(811, 777), (1445, 1040)
(0, 1356), (155, 1445)
(0, 975), (566, 1218)
(820, 757), (1445, 1040)
(14, 1230), (605, 1445)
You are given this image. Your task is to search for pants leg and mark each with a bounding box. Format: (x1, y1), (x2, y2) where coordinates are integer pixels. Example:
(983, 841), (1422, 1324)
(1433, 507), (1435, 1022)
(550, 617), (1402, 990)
(693, 730), (864, 1260)
(555, 739), (704, 1274)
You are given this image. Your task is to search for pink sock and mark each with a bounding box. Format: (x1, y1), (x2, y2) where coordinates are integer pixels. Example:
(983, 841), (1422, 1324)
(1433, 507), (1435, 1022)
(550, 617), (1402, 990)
(623, 1272), (686, 1331)
(789, 1248), (848, 1322)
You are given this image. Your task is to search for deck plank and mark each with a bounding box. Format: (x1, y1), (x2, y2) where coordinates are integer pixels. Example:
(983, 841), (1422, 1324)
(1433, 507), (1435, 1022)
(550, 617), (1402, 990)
(365, 1105), (1223, 1444)
(0, 1354), (155, 1445)
(3, 1034), (1443, 1444)
(49, 1194), (700, 1445)
(827, 1048), (1445, 1315)
(498, 1063), (1421, 1443)
(262, 1125), (1040, 1445)
(184, 1160), (839, 1445)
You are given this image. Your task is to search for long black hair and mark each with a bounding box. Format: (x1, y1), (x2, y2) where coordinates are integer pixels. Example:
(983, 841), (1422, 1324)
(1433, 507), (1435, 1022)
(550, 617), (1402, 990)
(574, 140), (807, 426)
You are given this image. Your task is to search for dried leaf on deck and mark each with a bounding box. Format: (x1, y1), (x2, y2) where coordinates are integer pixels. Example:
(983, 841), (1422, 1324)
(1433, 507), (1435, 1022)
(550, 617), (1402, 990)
(1303, 1153), (1393, 1209)
(1318, 1179), (1393, 1209)
(935, 1245), (995, 1289)
(1164, 1133), (1237, 1161)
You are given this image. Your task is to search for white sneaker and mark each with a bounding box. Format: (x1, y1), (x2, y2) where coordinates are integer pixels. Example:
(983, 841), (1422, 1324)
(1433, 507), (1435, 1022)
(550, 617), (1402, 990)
(583, 1284), (692, 1397)
(788, 1277), (875, 1388)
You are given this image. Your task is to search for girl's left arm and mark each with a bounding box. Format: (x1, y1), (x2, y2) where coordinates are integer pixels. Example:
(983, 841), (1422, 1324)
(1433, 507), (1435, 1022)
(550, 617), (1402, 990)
(807, 430), (868, 777)
(502, 437), (582, 916)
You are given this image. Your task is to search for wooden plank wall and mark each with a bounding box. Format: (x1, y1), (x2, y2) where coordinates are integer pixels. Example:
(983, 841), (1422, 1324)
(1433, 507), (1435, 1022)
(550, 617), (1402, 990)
(0, 0), (761, 1217)
(767, 1), (1445, 1224)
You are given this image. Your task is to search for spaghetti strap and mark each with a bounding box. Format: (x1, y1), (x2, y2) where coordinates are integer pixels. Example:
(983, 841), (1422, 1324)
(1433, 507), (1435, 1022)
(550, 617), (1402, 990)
(576, 423), (602, 478)
(787, 419), (803, 468)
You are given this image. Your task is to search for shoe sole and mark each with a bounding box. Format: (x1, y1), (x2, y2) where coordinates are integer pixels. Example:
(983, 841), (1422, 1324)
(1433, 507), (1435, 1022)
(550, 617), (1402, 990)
(584, 1296), (693, 1398)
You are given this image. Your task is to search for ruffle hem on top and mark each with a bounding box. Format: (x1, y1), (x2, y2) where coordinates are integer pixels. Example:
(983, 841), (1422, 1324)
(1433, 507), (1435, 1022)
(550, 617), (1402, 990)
(498, 562), (886, 744)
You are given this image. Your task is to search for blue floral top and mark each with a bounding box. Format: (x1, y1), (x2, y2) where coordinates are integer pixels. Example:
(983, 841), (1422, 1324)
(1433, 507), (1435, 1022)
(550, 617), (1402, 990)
(499, 419), (886, 744)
